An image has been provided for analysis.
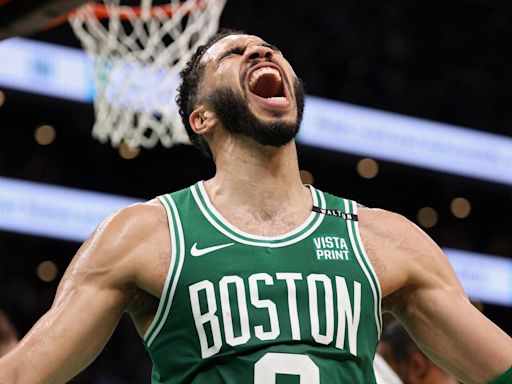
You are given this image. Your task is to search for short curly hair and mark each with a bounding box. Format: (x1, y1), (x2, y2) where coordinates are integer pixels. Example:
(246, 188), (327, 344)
(176, 29), (246, 158)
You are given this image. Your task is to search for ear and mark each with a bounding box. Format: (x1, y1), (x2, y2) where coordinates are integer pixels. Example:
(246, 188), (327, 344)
(189, 105), (218, 136)
(409, 350), (430, 381)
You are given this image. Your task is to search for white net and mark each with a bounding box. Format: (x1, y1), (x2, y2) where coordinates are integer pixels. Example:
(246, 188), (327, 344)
(69, 0), (226, 148)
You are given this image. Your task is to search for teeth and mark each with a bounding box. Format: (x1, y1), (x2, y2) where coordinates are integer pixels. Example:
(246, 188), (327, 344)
(249, 67), (282, 91)
(267, 96), (287, 101)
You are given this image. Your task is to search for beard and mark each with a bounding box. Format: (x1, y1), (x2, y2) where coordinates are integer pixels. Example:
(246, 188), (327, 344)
(207, 77), (305, 147)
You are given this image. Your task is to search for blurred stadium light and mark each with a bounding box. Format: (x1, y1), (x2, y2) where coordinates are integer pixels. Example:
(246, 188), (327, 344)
(0, 37), (93, 102)
(300, 97), (512, 186)
(445, 248), (512, 307)
(0, 176), (138, 242)
(0, 175), (510, 307)
(0, 38), (511, 186)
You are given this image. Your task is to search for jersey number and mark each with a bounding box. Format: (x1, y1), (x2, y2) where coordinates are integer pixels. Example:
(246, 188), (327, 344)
(254, 352), (320, 383)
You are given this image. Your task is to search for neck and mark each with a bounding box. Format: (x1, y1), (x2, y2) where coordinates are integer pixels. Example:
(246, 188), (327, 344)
(205, 134), (309, 219)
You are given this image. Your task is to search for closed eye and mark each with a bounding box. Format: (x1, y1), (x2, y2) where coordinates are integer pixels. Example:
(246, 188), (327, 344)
(218, 46), (246, 62)
(229, 46), (245, 55)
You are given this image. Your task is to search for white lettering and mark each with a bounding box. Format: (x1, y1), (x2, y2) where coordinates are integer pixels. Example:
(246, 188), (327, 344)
(254, 353), (320, 383)
(276, 272), (303, 340)
(335, 276), (361, 356)
(189, 273), (362, 359)
(307, 274), (334, 345)
(314, 236), (349, 251)
(249, 273), (280, 341)
(219, 276), (251, 346)
(189, 280), (222, 358)
(336, 237), (348, 250)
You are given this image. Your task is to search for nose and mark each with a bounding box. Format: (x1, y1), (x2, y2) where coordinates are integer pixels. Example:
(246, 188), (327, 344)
(246, 45), (273, 61)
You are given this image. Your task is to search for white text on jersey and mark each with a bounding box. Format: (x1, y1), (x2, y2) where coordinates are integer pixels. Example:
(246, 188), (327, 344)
(188, 272), (361, 359)
(313, 236), (350, 261)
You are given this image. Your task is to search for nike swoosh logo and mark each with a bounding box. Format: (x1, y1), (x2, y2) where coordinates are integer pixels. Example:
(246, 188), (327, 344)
(190, 242), (235, 257)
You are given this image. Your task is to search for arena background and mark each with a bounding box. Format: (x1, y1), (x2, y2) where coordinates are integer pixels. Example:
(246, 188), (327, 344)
(0, 0), (511, 382)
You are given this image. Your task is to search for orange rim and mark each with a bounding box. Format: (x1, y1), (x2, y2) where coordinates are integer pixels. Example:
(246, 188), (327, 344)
(47, 0), (210, 29)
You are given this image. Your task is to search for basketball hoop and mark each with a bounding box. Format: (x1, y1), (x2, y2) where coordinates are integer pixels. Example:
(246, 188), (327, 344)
(69, 0), (226, 149)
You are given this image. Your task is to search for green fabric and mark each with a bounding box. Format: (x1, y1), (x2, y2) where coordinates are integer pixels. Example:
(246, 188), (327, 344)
(143, 182), (382, 383)
(489, 367), (512, 384)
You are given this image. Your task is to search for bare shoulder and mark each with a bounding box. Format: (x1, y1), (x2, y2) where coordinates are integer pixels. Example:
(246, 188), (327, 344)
(357, 205), (411, 238)
(98, 198), (166, 239)
(356, 206), (464, 311)
(357, 206), (431, 253)
(79, 198), (166, 262)
(60, 199), (169, 297)
(0, 200), (170, 383)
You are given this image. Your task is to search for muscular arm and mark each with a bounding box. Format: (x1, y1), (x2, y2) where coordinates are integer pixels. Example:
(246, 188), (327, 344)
(359, 208), (512, 384)
(0, 200), (168, 384)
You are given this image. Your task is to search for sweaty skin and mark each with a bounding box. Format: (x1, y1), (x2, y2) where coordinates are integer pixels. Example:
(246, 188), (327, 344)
(1, 34), (511, 384)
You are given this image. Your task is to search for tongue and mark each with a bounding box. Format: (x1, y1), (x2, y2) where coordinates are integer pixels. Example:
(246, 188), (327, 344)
(251, 73), (282, 98)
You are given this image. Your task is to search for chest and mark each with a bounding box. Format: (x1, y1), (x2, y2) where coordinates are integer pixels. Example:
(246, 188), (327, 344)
(153, 195), (382, 352)
(220, 206), (312, 238)
(132, 191), (386, 384)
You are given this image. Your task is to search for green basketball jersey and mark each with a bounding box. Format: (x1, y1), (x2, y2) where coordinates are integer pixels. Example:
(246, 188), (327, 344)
(143, 181), (382, 383)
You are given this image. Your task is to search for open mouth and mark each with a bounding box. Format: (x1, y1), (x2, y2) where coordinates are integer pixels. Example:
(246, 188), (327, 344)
(247, 65), (288, 105)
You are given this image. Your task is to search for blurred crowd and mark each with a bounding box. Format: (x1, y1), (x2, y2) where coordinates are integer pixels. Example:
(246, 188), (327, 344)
(375, 319), (460, 384)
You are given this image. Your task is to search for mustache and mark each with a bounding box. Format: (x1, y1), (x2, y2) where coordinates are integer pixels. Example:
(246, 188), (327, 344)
(206, 76), (305, 148)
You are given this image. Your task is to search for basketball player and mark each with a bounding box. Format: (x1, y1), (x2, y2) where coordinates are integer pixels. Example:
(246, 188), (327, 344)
(377, 322), (459, 384)
(374, 350), (404, 384)
(0, 30), (511, 384)
(0, 310), (18, 358)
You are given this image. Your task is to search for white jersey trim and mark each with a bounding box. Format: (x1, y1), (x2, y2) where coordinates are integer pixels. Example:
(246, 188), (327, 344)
(144, 194), (186, 347)
(352, 200), (383, 335)
(197, 181), (320, 241)
(344, 199), (383, 337)
(191, 183), (326, 248)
